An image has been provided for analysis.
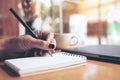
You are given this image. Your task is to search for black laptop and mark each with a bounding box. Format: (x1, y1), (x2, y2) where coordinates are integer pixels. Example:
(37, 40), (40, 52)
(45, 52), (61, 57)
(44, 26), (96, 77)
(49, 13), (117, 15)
(62, 45), (120, 64)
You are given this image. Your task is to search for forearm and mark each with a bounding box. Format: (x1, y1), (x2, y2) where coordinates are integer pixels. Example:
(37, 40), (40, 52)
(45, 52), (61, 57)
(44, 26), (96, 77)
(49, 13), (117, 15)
(0, 36), (34, 59)
(0, 38), (23, 60)
(0, 37), (25, 59)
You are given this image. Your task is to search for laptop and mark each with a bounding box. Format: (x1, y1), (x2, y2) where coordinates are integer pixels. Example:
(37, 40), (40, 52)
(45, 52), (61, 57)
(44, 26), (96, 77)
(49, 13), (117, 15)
(62, 45), (120, 64)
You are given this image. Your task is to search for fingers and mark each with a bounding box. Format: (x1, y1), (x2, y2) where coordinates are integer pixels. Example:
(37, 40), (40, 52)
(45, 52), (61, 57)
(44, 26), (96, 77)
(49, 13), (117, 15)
(34, 50), (51, 57)
(42, 32), (56, 56)
(42, 31), (56, 47)
(46, 32), (54, 42)
(32, 31), (56, 56)
(34, 31), (54, 41)
(32, 39), (55, 50)
(33, 31), (56, 49)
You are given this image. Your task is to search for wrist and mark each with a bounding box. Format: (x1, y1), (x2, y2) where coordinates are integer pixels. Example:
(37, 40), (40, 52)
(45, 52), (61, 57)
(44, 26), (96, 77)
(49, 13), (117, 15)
(0, 39), (8, 59)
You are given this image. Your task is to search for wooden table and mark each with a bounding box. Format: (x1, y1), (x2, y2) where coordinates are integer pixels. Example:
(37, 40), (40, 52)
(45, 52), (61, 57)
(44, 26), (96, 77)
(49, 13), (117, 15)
(0, 60), (120, 80)
(0, 35), (119, 80)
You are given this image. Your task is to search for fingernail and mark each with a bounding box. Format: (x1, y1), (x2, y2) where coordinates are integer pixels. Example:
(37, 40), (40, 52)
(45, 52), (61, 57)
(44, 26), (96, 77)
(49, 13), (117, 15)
(49, 44), (55, 49)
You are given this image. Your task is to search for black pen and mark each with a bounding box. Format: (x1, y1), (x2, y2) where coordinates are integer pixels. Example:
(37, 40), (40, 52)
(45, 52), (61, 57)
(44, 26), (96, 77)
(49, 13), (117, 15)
(9, 8), (37, 38)
(9, 8), (53, 56)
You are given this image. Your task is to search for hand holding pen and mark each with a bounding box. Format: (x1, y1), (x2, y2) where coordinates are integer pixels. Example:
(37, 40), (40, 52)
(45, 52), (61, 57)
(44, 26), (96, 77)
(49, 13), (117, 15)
(9, 8), (56, 56)
(33, 30), (56, 56)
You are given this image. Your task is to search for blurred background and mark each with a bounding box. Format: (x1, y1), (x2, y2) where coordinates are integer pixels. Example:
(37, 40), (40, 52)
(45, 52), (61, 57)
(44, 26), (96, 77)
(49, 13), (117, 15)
(0, 0), (120, 46)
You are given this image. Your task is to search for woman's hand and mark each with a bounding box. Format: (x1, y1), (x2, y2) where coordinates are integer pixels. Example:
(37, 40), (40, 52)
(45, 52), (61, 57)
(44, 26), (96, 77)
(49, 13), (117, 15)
(0, 31), (56, 59)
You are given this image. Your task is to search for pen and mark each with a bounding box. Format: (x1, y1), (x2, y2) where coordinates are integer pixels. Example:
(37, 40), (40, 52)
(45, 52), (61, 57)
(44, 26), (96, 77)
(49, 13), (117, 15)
(9, 8), (37, 38)
(9, 8), (53, 56)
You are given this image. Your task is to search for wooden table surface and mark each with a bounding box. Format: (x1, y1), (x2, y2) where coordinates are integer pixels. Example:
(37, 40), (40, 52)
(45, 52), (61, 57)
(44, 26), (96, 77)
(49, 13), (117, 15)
(0, 60), (120, 80)
(0, 36), (119, 80)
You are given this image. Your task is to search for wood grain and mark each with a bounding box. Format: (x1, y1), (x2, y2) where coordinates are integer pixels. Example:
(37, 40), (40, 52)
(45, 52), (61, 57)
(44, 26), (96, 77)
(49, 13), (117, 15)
(0, 60), (119, 80)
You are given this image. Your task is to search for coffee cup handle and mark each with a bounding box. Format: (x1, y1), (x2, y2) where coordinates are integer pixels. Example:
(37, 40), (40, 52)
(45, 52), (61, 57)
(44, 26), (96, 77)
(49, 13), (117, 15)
(69, 36), (78, 46)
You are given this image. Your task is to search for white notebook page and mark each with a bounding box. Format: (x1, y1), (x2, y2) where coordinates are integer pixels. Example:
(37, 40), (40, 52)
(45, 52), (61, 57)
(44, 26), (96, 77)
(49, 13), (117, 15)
(5, 52), (87, 76)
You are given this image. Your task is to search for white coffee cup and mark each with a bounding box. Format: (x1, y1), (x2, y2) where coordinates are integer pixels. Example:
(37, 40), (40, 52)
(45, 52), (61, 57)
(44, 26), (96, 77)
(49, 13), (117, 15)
(54, 33), (79, 49)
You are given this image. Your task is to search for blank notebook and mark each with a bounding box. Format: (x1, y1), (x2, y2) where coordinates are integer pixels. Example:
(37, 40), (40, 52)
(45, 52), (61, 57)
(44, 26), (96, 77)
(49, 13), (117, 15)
(4, 52), (87, 77)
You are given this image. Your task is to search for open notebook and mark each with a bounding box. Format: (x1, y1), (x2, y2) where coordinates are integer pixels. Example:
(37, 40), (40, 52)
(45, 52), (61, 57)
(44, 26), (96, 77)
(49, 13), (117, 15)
(4, 52), (87, 77)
